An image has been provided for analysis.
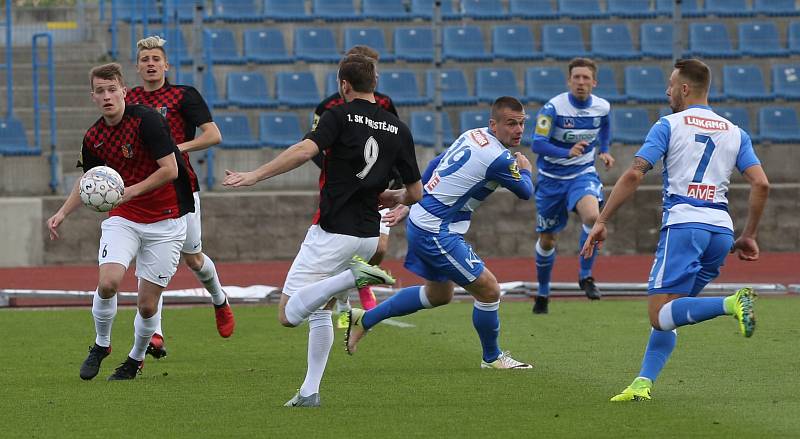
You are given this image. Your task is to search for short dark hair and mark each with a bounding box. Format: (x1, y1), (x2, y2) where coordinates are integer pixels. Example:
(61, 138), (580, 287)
(674, 58), (711, 94)
(90, 63), (125, 90)
(568, 57), (597, 79)
(491, 96), (524, 120)
(338, 54), (377, 93)
(346, 45), (380, 62)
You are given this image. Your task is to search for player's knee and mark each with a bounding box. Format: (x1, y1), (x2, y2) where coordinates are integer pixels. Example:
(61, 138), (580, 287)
(427, 290), (453, 307)
(184, 253), (204, 271)
(97, 279), (120, 298)
(278, 313), (296, 328)
(648, 312), (663, 330)
(538, 235), (556, 251)
(138, 303), (157, 319)
(370, 240), (389, 265)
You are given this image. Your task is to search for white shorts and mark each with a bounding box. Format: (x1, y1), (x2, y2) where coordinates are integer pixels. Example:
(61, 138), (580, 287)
(99, 215), (187, 288)
(379, 207), (390, 236)
(283, 225), (379, 300)
(182, 192), (203, 254)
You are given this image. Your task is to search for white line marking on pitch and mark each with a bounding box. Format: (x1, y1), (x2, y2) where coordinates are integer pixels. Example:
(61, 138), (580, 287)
(380, 319), (415, 328)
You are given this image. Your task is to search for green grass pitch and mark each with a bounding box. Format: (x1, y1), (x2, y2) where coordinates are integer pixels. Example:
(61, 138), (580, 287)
(1, 297), (798, 438)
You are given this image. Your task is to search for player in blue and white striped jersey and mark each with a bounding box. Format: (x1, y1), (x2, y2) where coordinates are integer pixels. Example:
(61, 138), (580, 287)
(346, 97), (535, 370)
(531, 58), (615, 313)
(581, 59), (769, 402)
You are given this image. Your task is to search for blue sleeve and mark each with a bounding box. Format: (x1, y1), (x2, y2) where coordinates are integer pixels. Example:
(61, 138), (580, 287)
(422, 152), (444, 184)
(486, 151), (533, 200)
(531, 103), (570, 159)
(597, 114), (610, 153)
(736, 128), (761, 173)
(635, 117), (671, 165)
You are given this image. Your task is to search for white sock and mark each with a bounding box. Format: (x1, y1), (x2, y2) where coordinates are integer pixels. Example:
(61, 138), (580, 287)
(129, 312), (159, 361)
(419, 285), (434, 309)
(284, 270), (356, 326)
(193, 254), (226, 305)
(154, 294), (164, 337)
(299, 310), (333, 397)
(92, 291), (117, 347)
(657, 301), (677, 331)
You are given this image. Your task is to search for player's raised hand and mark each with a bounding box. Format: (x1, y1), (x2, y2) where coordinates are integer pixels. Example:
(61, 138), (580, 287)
(732, 236), (760, 261)
(598, 152), (615, 169)
(569, 140), (588, 158)
(378, 189), (403, 209)
(580, 222), (607, 259)
(223, 169), (257, 187)
(514, 152), (532, 172)
(382, 204), (410, 227)
(46, 212), (64, 241)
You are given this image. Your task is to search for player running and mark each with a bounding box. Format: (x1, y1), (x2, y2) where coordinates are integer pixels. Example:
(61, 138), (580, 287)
(581, 59), (769, 402)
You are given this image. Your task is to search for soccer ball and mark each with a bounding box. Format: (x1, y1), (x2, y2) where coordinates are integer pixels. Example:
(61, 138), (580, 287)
(79, 166), (125, 212)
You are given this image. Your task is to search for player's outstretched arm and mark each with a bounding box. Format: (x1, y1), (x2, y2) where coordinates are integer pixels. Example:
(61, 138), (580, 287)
(733, 164), (769, 261)
(378, 180), (423, 208)
(223, 139), (320, 187)
(120, 153), (179, 204)
(47, 178), (83, 240)
(178, 121), (222, 153)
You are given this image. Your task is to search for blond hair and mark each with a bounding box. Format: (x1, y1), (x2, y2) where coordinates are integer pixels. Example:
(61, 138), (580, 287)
(136, 35), (168, 60)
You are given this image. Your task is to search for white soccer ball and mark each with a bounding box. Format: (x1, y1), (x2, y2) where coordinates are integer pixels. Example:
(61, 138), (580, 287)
(79, 166), (125, 212)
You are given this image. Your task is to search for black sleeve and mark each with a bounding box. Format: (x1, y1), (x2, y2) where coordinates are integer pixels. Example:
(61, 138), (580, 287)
(140, 109), (179, 160)
(386, 97), (399, 117)
(306, 107), (342, 152)
(181, 86), (213, 128)
(78, 139), (104, 173)
(394, 123), (421, 184)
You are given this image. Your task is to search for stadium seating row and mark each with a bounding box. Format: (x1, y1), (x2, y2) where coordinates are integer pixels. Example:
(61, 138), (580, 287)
(168, 21), (800, 66)
(118, 0), (800, 24)
(179, 63), (800, 111)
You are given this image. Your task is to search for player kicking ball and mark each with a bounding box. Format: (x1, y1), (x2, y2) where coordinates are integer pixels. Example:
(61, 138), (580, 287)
(581, 59), (769, 401)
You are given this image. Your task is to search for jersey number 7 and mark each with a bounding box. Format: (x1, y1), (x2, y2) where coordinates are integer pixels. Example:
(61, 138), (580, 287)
(692, 134), (716, 182)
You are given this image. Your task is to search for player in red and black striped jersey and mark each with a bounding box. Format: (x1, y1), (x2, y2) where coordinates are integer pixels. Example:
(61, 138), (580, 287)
(47, 63), (193, 380)
(126, 36), (234, 354)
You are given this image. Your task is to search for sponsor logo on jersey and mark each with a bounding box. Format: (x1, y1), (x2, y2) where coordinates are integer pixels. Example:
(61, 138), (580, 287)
(157, 106), (168, 117)
(593, 117), (601, 128)
(121, 143), (134, 159)
(535, 115), (552, 136)
(470, 129), (489, 146)
(687, 183), (716, 201)
(562, 131), (596, 143)
(684, 116), (728, 131)
(563, 117), (575, 128)
(509, 161), (521, 180)
(425, 172), (441, 192)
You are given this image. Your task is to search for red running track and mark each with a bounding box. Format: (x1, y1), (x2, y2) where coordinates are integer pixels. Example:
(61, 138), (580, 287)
(1, 252), (798, 291)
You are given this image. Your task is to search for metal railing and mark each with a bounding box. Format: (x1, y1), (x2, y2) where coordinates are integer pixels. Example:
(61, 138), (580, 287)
(32, 33), (59, 192)
(2, 0), (13, 118)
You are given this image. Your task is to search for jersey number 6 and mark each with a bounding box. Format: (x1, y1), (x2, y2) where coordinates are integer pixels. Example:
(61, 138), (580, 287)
(356, 136), (379, 179)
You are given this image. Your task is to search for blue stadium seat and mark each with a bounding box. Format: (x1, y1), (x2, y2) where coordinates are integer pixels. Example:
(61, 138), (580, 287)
(212, 0), (261, 22)
(611, 109), (650, 144)
(790, 22), (800, 55)
(708, 77), (727, 103)
(607, 0), (657, 18)
(325, 71), (338, 96)
(276, 72), (320, 108)
(656, 0), (703, 17)
(558, 0), (609, 19)
(443, 26), (493, 62)
(313, 0), (361, 21)
(509, 0), (559, 19)
(377, 70), (429, 106)
(410, 111), (456, 147)
(739, 22), (789, 57)
(362, 0), (412, 20)
(640, 23), (674, 59)
(426, 69), (478, 106)
(164, 0), (200, 23)
(625, 66), (666, 103)
(203, 29), (245, 65)
(591, 24), (639, 60)
(294, 28), (340, 63)
(723, 65), (771, 101)
(170, 70), (194, 87)
(204, 71), (227, 108)
(459, 110), (491, 132)
(0, 117), (39, 156)
(259, 112), (302, 148)
(524, 67), (566, 103)
(492, 25), (542, 61)
(689, 23), (738, 58)
(411, 0), (459, 20)
(542, 25), (587, 59)
(772, 64), (800, 100)
(658, 107), (672, 119)
(243, 29), (293, 64)
(263, 0), (311, 21)
(344, 28), (394, 62)
(475, 68), (519, 103)
(520, 113), (535, 146)
(162, 28), (191, 66)
(705, 0), (753, 17)
(715, 107), (753, 137)
(758, 107), (800, 143)
(227, 72), (277, 108)
(394, 27), (434, 62)
(116, 0), (159, 23)
(216, 113), (262, 148)
(754, 0), (799, 16)
(461, 0), (508, 20)
(595, 66), (626, 103)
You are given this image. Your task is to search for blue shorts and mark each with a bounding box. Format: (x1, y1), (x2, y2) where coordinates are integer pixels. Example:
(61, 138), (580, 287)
(647, 226), (734, 296)
(535, 173), (604, 233)
(404, 222), (484, 287)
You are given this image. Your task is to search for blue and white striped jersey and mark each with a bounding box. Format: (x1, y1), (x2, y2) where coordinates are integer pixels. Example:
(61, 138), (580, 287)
(409, 127), (533, 235)
(636, 105), (761, 232)
(532, 92), (610, 180)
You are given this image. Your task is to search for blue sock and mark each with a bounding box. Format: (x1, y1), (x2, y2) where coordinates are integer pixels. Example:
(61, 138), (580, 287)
(638, 329), (677, 382)
(659, 297), (726, 330)
(536, 240), (555, 297)
(578, 225), (596, 279)
(362, 286), (429, 330)
(473, 300), (501, 363)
